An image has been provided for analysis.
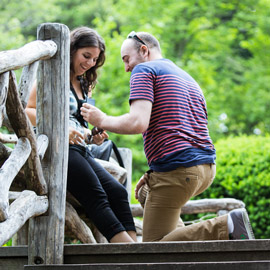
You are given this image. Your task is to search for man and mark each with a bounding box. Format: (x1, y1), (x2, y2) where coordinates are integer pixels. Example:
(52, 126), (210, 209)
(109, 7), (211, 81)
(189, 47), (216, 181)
(81, 31), (255, 242)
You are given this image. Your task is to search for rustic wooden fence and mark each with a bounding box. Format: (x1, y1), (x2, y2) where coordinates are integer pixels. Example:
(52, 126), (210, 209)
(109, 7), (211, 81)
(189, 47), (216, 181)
(0, 18), (135, 254)
(0, 23), (69, 265)
(0, 22), (247, 268)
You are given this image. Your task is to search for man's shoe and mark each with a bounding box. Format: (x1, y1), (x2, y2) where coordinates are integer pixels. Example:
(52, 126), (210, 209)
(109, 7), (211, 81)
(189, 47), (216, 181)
(229, 208), (255, 240)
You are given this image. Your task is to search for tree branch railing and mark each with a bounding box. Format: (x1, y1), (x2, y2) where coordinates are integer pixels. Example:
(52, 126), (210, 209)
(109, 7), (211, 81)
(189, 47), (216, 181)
(0, 23), (130, 265)
(0, 38), (58, 229)
(0, 24), (63, 265)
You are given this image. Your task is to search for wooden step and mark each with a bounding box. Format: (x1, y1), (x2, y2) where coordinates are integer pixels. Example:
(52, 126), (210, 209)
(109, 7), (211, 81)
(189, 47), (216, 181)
(63, 240), (270, 264)
(1, 240), (270, 270)
(24, 261), (270, 270)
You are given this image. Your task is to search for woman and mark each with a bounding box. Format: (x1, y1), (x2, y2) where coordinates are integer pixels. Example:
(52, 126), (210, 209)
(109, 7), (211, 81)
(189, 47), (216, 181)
(26, 26), (137, 243)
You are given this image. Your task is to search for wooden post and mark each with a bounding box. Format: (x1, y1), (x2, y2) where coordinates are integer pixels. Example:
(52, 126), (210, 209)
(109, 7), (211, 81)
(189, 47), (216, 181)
(28, 23), (70, 265)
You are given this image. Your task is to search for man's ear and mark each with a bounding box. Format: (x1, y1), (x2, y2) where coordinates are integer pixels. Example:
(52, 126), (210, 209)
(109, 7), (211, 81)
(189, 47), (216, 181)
(140, 45), (149, 58)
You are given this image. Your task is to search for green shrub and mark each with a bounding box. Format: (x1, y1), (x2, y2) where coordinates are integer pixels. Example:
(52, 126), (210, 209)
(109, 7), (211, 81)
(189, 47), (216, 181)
(191, 135), (270, 239)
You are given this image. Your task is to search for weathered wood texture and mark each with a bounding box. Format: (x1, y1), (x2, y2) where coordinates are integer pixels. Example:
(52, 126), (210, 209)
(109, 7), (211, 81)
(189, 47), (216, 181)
(111, 147), (132, 201)
(0, 72), (9, 127)
(1, 240), (270, 270)
(131, 198), (245, 218)
(36, 134), (49, 160)
(0, 190), (48, 246)
(23, 261), (270, 270)
(0, 40), (57, 74)
(65, 202), (96, 244)
(5, 71), (47, 195)
(0, 133), (17, 144)
(0, 137), (31, 221)
(96, 158), (127, 184)
(0, 141), (12, 161)
(28, 23), (70, 266)
(19, 61), (39, 108)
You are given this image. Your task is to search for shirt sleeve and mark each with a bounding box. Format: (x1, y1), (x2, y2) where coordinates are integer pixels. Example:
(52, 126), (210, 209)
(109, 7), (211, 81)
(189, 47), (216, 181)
(129, 64), (155, 104)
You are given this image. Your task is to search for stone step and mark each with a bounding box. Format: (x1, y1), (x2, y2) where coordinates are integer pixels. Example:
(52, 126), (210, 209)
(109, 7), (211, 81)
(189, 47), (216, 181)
(24, 261), (270, 270)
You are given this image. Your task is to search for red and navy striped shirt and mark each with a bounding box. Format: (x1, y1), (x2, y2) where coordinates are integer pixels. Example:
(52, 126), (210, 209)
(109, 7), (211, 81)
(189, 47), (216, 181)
(129, 59), (216, 171)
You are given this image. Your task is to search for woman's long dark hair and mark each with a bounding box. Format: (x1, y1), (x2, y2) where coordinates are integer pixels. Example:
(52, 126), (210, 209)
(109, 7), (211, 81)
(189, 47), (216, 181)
(70, 27), (105, 93)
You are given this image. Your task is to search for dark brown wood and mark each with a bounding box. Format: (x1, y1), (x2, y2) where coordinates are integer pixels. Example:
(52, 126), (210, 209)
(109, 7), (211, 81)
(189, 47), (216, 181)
(0, 142), (12, 163)
(5, 71), (47, 195)
(65, 202), (96, 244)
(28, 22), (70, 266)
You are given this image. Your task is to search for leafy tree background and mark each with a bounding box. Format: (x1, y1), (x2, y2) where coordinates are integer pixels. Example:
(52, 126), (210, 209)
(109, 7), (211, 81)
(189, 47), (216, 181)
(1, 0), (270, 236)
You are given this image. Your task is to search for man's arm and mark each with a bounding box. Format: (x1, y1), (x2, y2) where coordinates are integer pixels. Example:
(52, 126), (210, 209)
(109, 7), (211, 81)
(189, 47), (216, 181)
(81, 99), (152, 134)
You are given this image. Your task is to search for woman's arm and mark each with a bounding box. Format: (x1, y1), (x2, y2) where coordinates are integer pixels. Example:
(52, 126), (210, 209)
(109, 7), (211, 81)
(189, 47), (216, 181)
(25, 83), (37, 126)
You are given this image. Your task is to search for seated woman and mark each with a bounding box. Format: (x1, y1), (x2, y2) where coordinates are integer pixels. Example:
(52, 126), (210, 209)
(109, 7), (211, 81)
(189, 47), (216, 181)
(25, 26), (137, 243)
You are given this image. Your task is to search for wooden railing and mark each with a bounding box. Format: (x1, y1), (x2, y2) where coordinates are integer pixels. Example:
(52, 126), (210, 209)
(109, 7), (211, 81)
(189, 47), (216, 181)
(0, 22), (133, 263)
(0, 23), (69, 265)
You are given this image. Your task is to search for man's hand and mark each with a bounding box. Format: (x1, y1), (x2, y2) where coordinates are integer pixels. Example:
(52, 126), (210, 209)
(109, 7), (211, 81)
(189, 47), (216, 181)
(80, 103), (106, 127)
(81, 99), (152, 134)
(135, 172), (150, 200)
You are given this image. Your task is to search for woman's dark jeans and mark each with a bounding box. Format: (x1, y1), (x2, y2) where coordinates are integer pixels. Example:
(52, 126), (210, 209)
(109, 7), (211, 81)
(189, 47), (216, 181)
(67, 145), (135, 241)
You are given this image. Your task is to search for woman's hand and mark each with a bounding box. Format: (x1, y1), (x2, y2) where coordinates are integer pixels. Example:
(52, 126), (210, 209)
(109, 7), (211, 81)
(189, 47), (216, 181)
(84, 128), (109, 145)
(92, 130), (109, 145)
(69, 127), (84, 145)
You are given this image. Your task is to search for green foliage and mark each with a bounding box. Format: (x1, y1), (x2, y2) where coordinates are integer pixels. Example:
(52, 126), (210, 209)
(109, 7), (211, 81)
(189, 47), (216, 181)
(190, 135), (270, 239)
(2, 239), (12, 247)
(0, 0), (269, 198)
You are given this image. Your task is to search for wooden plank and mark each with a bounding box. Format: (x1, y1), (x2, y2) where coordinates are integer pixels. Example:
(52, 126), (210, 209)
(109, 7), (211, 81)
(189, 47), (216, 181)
(63, 240), (270, 264)
(0, 246), (28, 270)
(0, 137), (32, 221)
(23, 261), (270, 270)
(28, 23), (70, 266)
(1, 240), (270, 270)
(0, 40), (57, 74)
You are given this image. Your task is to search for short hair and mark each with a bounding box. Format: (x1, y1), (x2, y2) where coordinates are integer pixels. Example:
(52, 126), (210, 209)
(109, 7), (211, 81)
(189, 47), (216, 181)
(70, 27), (105, 91)
(130, 32), (161, 53)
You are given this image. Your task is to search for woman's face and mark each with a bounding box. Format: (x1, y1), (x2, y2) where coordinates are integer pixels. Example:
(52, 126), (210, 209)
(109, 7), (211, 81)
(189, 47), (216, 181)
(72, 47), (101, 76)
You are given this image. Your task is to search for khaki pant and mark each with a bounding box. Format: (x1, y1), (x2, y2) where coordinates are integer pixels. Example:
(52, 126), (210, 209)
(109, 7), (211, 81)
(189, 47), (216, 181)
(142, 164), (229, 242)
